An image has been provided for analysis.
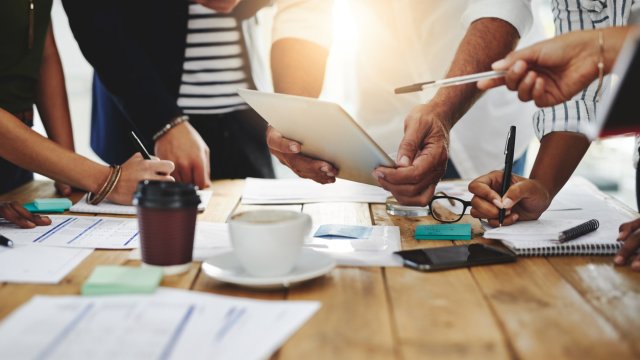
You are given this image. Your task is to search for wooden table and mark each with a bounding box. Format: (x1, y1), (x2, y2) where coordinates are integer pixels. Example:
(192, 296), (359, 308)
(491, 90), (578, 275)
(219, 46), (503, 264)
(2, 180), (640, 360)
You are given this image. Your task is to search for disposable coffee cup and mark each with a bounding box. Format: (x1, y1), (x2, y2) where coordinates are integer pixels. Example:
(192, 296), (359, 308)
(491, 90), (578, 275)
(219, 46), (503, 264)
(134, 180), (201, 275)
(229, 210), (312, 277)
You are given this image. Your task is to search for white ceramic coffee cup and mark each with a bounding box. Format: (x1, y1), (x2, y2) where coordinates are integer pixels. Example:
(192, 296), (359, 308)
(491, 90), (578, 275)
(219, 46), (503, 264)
(228, 210), (312, 277)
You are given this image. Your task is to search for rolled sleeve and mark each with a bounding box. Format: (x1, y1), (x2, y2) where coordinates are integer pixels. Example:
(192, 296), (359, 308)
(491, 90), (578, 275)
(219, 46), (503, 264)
(462, 0), (533, 38)
(272, 0), (333, 49)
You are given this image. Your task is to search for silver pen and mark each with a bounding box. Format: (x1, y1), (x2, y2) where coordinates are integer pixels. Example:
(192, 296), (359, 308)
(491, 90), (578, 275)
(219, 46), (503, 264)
(394, 70), (506, 94)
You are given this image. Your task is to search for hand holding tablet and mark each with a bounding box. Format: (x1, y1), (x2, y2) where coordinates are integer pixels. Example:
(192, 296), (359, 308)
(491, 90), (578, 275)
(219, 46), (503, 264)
(238, 89), (395, 186)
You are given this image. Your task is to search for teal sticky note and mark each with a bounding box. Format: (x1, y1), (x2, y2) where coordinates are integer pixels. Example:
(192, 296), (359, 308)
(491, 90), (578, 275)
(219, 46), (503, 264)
(81, 265), (163, 296)
(23, 198), (72, 213)
(415, 224), (472, 240)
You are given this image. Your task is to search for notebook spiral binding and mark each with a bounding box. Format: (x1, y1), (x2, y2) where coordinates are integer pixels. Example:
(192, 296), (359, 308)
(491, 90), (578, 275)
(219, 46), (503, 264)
(559, 219), (600, 243)
(518, 242), (621, 257)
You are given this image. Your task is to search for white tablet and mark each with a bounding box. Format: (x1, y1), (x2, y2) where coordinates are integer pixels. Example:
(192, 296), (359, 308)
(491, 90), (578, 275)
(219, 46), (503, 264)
(238, 89), (395, 186)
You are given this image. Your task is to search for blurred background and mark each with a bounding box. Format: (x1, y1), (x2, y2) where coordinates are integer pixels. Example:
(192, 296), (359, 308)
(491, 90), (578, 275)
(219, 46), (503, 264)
(34, 0), (638, 211)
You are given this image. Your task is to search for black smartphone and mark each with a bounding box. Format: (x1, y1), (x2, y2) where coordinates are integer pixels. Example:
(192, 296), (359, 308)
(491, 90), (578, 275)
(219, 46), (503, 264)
(394, 243), (516, 272)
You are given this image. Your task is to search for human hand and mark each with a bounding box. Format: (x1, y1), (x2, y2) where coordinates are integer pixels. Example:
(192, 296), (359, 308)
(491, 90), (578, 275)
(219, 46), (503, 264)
(266, 126), (338, 184)
(614, 218), (640, 271)
(468, 171), (552, 227)
(477, 30), (601, 107)
(154, 121), (211, 189)
(54, 181), (73, 197)
(193, 0), (241, 13)
(107, 153), (175, 205)
(0, 201), (52, 228)
(372, 104), (449, 206)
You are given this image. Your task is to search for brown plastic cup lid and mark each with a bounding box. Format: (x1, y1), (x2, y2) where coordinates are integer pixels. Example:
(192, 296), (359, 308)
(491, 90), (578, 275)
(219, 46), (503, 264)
(133, 180), (201, 209)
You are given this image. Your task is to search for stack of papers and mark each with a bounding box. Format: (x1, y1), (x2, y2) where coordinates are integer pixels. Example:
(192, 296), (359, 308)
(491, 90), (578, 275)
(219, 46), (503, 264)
(241, 177), (391, 204)
(70, 190), (213, 215)
(0, 288), (320, 360)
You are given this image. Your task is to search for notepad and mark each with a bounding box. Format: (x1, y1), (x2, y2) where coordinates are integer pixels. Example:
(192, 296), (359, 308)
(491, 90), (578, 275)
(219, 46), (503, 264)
(483, 218), (619, 256)
(415, 224), (472, 240)
(81, 265), (163, 295)
(70, 190), (212, 215)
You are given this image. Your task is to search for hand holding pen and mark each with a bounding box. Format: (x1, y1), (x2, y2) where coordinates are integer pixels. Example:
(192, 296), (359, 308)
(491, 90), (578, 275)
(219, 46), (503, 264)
(498, 126), (516, 226)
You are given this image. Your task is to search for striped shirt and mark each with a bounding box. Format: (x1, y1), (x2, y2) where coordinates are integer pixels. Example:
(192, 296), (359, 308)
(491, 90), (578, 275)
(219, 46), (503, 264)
(534, 0), (639, 139)
(177, 3), (251, 115)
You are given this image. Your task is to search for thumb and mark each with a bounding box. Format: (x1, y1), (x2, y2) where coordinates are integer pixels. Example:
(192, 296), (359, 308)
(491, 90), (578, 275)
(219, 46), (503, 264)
(494, 45), (540, 71)
(501, 181), (534, 209)
(396, 119), (425, 167)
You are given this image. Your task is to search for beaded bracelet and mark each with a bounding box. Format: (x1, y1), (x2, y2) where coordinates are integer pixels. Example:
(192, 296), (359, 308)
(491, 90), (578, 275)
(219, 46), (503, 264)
(594, 29), (605, 100)
(86, 165), (122, 205)
(152, 115), (190, 142)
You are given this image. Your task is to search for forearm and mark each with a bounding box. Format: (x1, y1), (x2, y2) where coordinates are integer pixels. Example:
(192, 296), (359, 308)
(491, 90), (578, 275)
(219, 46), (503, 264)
(529, 132), (591, 198)
(271, 38), (328, 98)
(36, 25), (74, 151)
(430, 18), (520, 128)
(0, 108), (108, 194)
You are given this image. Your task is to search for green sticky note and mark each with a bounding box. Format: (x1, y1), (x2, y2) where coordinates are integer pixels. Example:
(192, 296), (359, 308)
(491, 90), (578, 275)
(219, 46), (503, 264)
(415, 224), (472, 240)
(81, 265), (163, 296)
(23, 198), (72, 213)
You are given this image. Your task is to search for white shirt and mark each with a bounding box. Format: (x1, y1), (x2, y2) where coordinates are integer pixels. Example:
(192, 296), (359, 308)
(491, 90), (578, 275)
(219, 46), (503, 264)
(321, 0), (538, 179)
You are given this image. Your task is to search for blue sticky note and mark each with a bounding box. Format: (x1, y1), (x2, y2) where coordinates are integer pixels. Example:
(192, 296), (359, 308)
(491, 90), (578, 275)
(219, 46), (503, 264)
(314, 224), (373, 239)
(415, 224), (472, 240)
(23, 198), (72, 213)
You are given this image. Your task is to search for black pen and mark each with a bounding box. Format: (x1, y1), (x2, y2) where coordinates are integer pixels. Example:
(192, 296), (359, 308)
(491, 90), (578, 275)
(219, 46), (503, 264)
(499, 126), (516, 226)
(129, 131), (152, 160)
(0, 234), (14, 248)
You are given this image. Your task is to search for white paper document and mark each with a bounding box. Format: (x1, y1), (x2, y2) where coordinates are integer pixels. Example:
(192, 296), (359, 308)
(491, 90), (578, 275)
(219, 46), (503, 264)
(70, 190), (213, 215)
(0, 245), (92, 284)
(308, 225), (402, 267)
(130, 221), (231, 261)
(0, 288), (320, 360)
(242, 177), (391, 204)
(0, 215), (140, 249)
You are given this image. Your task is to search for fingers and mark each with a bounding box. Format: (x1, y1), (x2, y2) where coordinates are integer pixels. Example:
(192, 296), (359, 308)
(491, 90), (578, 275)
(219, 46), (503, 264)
(614, 227), (640, 270)
(281, 152), (337, 184)
(478, 213), (519, 228)
(0, 201), (51, 228)
(477, 77), (505, 90)
(396, 115), (428, 167)
(468, 171), (504, 204)
(618, 218), (640, 240)
(11, 202), (52, 226)
(504, 60), (528, 91)
(267, 127), (301, 154)
(517, 71), (538, 102)
(501, 181), (538, 210)
(55, 182), (73, 197)
(191, 158), (210, 189)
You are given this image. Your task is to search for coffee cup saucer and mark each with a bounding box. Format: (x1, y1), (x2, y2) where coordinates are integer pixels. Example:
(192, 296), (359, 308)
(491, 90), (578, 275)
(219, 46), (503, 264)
(201, 249), (336, 290)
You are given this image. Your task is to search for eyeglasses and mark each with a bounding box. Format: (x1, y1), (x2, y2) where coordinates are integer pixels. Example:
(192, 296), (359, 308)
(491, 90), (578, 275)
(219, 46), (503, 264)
(428, 194), (472, 223)
(385, 192), (471, 223)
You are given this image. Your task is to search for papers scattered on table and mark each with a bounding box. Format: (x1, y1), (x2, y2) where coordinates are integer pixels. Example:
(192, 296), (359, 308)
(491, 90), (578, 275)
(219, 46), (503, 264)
(0, 215), (140, 249)
(0, 245), (92, 284)
(241, 177), (391, 204)
(307, 225), (402, 267)
(130, 222), (402, 267)
(0, 288), (320, 360)
(70, 190), (213, 215)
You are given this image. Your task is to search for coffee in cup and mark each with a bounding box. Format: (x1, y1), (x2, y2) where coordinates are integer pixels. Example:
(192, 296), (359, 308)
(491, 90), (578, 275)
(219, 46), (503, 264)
(134, 180), (201, 275)
(228, 210), (312, 277)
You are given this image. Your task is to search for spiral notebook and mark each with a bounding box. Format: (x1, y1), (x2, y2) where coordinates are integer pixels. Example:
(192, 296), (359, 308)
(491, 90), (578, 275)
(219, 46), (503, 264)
(483, 218), (618, 256)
